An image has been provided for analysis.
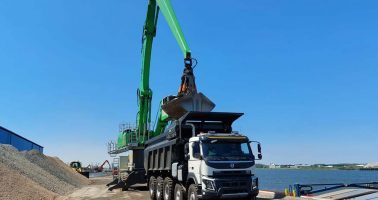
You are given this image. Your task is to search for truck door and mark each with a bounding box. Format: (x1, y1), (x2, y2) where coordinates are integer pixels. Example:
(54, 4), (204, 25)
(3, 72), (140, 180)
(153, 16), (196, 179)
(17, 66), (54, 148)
(189, 141), (201, 184)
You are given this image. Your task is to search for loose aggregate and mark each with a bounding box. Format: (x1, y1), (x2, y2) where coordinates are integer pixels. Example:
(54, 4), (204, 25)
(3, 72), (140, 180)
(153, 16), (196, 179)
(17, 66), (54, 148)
(0, 144), (89, 199)
(0, 162), (58, 200)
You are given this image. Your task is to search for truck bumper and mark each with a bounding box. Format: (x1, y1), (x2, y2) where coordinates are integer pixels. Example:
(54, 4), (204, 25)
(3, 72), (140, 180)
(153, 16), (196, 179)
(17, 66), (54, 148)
(201, 189), (259, 199)
(200, 177), (259, 199)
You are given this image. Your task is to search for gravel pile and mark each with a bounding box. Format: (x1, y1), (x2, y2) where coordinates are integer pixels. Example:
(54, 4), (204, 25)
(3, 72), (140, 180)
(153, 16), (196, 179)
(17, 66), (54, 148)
(0, 162), (57, 200)
(24, 150), (89, 187)
(0, 144), (89, 199)
(49, 156), (90, 184)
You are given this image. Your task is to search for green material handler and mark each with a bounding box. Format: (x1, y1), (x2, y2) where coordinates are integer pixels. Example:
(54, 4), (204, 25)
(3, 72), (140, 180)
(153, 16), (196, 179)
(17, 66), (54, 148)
(113, 0), (213, 153)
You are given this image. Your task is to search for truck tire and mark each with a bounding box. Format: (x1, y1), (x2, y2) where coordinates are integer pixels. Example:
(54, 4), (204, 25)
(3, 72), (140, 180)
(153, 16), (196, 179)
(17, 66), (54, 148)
(149, 176), (157, 200)
(156, 176), (164, 200)
(187, 184), (198, 200)
(163, 177), (174, 200)
(174, 183), (186, 200)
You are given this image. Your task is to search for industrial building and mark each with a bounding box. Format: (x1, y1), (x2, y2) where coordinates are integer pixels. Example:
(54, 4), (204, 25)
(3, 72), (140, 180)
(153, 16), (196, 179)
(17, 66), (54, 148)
(0, 126), (43, 153)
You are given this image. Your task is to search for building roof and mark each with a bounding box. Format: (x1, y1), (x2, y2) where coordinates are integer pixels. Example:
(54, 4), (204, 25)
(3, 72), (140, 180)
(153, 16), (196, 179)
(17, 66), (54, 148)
(0, 126), (44, 148)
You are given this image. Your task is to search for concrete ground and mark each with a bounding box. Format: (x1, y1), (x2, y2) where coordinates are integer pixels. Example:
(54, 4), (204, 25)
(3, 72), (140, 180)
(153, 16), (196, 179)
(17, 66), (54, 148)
(62, 176), (295, 200)
(61, 176), (148, 200)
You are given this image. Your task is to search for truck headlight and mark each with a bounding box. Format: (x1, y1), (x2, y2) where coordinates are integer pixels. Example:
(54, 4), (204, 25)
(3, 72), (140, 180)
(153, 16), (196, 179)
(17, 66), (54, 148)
(203, 179), (215, 191)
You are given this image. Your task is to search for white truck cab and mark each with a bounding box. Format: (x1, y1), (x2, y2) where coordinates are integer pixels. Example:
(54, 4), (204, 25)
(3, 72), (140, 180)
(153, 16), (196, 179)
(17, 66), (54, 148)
(187, 133), (261, 200)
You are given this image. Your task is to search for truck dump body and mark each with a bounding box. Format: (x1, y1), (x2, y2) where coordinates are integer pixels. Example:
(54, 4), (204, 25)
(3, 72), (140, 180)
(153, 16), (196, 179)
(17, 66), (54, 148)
(144, 138), (184, 172)
(144, 112), (244, 172)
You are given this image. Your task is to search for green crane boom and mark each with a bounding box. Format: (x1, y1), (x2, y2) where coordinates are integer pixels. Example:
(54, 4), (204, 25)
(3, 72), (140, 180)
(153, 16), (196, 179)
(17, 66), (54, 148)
(156, 0), (191, 58)
(136, 0), (157, 145)
(117, 0), (194, 149)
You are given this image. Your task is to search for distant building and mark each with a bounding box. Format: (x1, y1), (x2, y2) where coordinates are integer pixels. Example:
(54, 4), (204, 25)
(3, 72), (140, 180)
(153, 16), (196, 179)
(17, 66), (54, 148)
(0, 126), (43, 153)
(364, 163), (378, 169)
(269, 163), (281, 169)
(296, 164), (311, 167)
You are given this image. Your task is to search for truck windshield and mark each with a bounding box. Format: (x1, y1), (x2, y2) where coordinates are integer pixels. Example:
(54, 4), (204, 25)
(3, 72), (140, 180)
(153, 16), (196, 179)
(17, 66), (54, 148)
(202, 142), (254, 161)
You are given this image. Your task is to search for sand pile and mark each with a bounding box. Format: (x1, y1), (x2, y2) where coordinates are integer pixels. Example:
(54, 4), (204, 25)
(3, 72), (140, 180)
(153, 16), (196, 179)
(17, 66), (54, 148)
(0, 144), (89, 199)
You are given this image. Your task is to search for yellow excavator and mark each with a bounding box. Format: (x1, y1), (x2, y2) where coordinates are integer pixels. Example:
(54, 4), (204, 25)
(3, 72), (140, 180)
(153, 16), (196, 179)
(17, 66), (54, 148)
(70, 161), (90, 178)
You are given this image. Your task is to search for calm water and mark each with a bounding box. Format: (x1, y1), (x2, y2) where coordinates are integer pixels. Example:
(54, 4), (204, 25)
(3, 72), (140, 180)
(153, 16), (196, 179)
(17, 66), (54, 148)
(256, 169), (378, 191)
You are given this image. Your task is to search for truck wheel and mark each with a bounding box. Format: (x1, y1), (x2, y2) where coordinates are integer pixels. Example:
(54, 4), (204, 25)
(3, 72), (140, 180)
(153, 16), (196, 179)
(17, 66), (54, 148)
(149, 176), (157, 200)
(187, 184), (198, 200)
(156, 176), (164, 200)
(174, 183), (186, 200)
(163, 177), (174, 200)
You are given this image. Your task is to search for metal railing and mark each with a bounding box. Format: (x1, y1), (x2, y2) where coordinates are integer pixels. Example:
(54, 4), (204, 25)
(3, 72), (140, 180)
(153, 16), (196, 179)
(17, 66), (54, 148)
(293, 182), (378, 197)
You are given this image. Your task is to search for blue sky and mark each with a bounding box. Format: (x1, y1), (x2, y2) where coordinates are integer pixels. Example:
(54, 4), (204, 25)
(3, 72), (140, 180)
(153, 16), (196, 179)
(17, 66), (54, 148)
(0, 0), (377, 165)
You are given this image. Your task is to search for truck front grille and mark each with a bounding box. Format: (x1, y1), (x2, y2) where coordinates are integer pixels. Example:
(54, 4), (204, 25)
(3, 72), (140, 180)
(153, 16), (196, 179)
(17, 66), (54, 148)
(213, 170), (251, 177)
(223, 188), (248, 194)
(216, 179), (251, 194)
(219, 180), (248, 187)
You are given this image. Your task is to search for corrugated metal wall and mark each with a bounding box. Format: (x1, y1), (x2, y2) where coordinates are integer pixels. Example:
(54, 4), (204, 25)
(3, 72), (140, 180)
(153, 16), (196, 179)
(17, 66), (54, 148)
(0, 126), (43, 153)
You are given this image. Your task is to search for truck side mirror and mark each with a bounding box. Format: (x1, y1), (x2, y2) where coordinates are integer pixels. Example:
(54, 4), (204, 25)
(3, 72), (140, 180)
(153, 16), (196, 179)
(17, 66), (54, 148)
(184, 143), (189, 160)
(193, 153), (202, 160)
(250, 141), (262, 160)
(184, 143), (189, 154)
(258, 143), (262, 154)
(192, 142), (201, 159)
(257, 143), (262, 159)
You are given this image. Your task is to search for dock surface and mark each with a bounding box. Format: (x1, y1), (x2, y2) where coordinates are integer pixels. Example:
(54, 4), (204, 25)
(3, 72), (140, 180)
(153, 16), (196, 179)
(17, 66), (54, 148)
(61, 176), (297, 200)
(64, 176), (378, 200)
